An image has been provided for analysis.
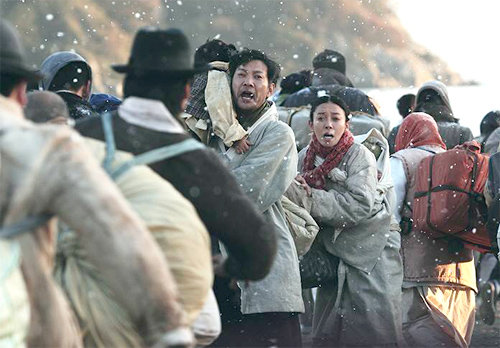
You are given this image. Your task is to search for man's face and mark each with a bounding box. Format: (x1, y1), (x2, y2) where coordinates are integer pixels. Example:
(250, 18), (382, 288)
(231, 60), (275, 112)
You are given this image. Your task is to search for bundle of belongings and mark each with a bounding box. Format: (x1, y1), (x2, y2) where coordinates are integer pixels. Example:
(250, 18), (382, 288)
(184, 61), (247, 147)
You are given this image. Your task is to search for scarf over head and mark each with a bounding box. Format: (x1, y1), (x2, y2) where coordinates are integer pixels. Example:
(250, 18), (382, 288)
(302, 129), (354, 189)
(395, 112), (446, 152)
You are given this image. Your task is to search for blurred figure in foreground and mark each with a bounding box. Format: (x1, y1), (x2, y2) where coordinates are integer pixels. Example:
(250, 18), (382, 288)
(25, 90), (216, 347)
(0, 19), (191, 347)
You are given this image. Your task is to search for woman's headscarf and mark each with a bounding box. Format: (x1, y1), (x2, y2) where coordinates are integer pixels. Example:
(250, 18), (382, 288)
(394, 112), (446, 152)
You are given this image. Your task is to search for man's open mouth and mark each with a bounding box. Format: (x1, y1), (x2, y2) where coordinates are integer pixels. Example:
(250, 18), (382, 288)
(240, 91), (254, 100)
(323, 134), (334, 140)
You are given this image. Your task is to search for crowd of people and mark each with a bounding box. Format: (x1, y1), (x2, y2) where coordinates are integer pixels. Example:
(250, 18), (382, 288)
(1, 16), (500, 348)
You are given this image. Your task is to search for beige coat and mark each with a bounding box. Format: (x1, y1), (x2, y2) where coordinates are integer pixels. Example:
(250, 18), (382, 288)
(0, 95), (188, 347)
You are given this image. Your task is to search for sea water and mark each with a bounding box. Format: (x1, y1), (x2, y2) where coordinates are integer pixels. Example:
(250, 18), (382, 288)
(363, 85), (499, 137)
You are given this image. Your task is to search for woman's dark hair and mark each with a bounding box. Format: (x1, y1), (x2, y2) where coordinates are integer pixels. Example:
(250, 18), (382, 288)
(123, 74), (190, 117)
(229, 49), (280, 84)
(309, 93), (350, 122)
(194, 39), (237, 67)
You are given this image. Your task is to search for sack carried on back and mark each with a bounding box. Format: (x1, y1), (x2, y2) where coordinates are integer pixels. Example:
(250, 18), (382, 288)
(412, 141), (492, 253)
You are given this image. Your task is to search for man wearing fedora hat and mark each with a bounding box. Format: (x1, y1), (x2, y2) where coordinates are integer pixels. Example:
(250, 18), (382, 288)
(77, 27), (277, 284)
(0, 19), (195, 347)
(0, 21), (43, 104)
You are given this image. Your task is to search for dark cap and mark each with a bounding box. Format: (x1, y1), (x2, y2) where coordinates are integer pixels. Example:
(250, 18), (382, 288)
(0, 19), (43, 81)
(312, 49), (346, 75)
(112, 27), (208, 78)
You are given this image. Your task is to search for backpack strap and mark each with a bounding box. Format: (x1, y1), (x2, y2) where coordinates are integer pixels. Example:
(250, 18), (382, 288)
(0, 214), (53, 239)
(0, 127), (55, 238)
(100, 110), (205, 180)
(0, 113), (204, 239)
(101, 112), (116, 173)
(110, 138), (204, 180)
(286, 106), (308, 126)
(415, 146), (437, 155)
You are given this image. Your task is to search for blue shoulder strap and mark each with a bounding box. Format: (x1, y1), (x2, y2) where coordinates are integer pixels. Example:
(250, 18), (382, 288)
(0, 112), (205, 240)
(101, 112), (116, 173)
(100, 111), (205, 180)
(109, 138), (204, 180)
(0, 214), (53, 239)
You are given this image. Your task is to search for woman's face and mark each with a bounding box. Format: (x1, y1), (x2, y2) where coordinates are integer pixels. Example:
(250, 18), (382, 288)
(309, 102), (347, 148)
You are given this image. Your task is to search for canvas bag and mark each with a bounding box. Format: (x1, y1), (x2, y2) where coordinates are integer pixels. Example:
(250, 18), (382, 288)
(412, 141), (492, 252)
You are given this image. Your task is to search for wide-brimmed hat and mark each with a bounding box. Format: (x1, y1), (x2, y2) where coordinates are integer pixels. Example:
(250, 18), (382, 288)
(112, 27), (208, 78)
(0, 19), (43, 81)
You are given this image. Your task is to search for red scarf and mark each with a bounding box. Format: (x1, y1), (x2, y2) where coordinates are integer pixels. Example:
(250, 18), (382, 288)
(395, 112), (446, 152)
(302, 129), (354, 189)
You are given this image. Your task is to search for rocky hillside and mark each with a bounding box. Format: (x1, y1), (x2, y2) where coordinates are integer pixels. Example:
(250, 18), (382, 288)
(1, 0), (463, 93)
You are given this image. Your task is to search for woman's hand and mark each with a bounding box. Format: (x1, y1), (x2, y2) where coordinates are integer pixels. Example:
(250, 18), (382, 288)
(295, 174), (312, 196)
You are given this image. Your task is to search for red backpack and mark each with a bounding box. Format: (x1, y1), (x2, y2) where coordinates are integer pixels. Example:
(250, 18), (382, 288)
(412, 141), (492, 252)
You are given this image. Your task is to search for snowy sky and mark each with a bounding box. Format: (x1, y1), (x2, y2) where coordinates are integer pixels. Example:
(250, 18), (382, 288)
(393, 0), (500, 86)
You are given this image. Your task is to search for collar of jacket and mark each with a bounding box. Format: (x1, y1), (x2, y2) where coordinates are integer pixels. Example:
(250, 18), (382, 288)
(118, 96), (185, 134)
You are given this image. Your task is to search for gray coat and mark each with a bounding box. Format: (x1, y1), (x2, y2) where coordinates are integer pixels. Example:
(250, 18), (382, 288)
(299, 142), (403, 346)
(214, 104), (304, 314)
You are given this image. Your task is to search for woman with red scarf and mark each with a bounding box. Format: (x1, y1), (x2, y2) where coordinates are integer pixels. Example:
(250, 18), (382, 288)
(296, 94), (403, 347)
(391, 112), (476, 348)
